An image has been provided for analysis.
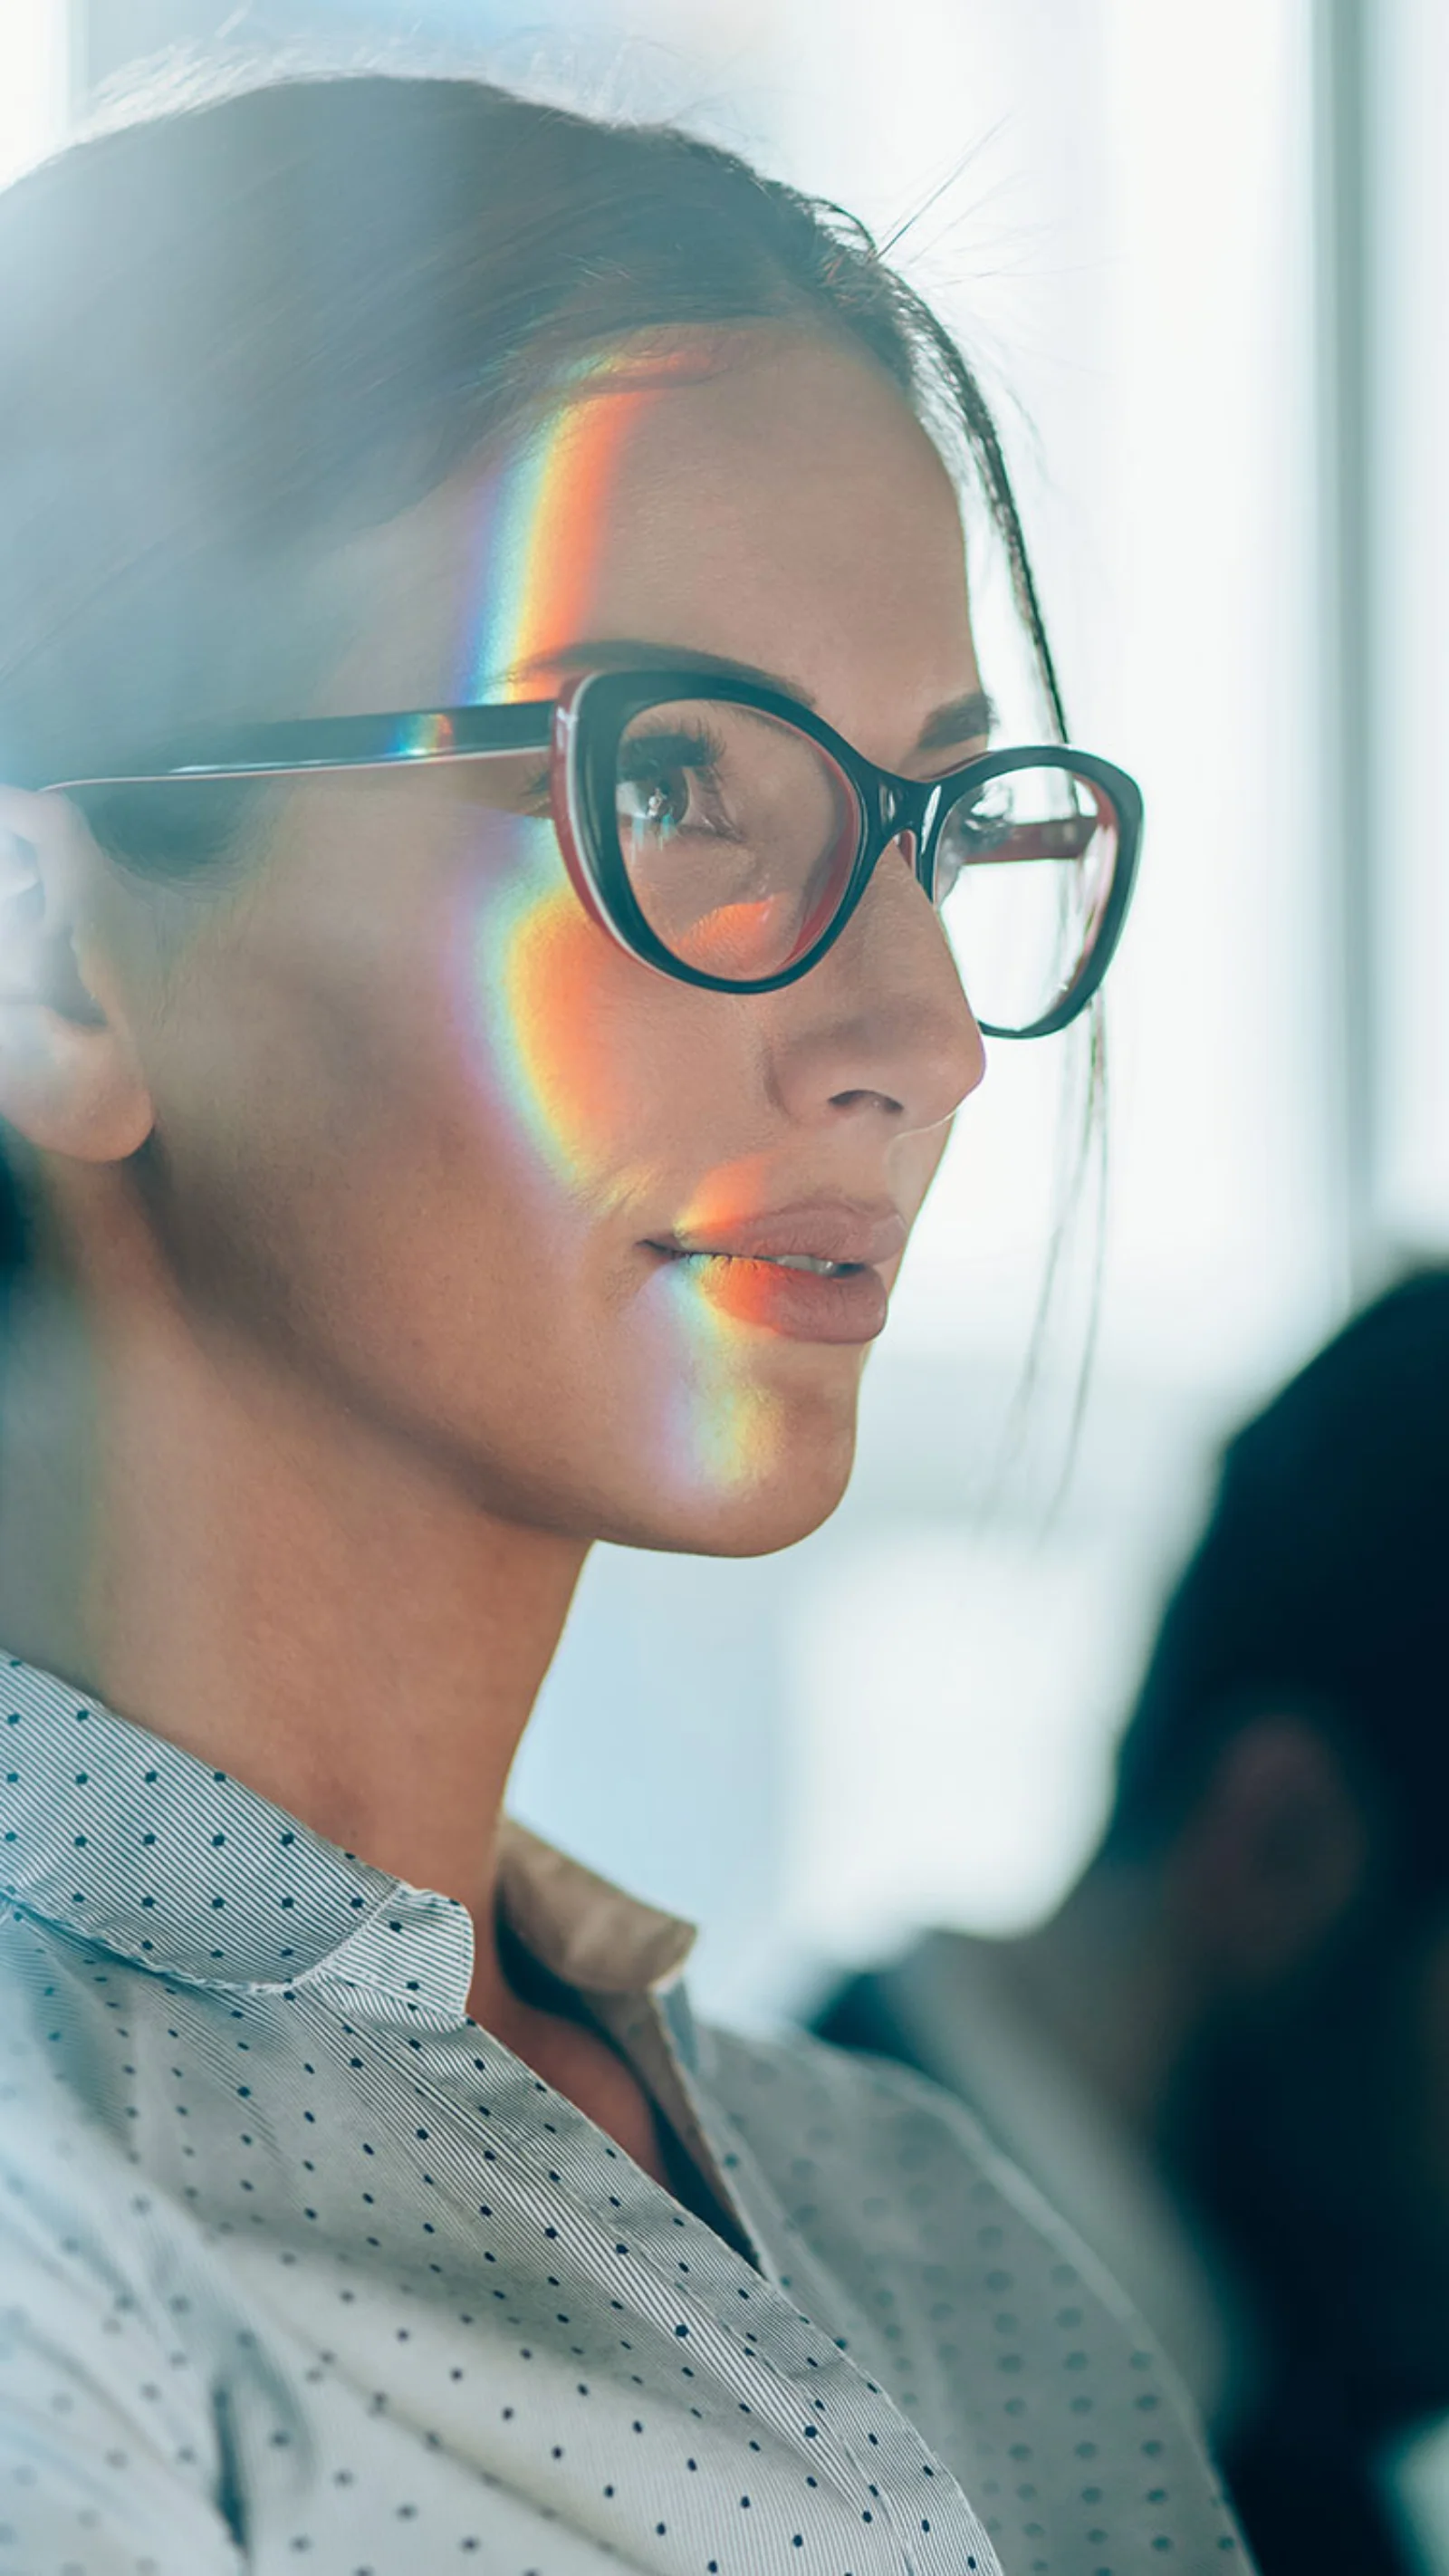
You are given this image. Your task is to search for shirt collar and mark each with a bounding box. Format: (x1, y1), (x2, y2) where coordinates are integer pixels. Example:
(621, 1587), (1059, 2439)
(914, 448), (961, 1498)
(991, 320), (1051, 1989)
(0, 1652), (696, 2019)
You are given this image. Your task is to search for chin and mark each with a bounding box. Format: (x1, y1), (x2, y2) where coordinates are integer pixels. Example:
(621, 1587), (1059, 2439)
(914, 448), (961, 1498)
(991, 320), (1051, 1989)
(601, 1407), (859, 1560)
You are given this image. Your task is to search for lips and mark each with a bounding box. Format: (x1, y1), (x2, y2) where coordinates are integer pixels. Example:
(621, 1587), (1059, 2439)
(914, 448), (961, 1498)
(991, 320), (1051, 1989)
(646, 1200), (902, 1344)
(656, 1202), (907, 1270)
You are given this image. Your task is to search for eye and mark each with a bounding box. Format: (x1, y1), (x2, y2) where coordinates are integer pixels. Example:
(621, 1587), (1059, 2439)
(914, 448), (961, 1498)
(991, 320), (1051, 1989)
(615, 726), (734, 844)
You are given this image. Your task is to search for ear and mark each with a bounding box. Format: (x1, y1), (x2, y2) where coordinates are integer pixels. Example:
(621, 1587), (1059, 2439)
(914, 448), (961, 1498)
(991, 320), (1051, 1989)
(1174, 1714), (1370, 1992)
(0, 786), (155, 1162)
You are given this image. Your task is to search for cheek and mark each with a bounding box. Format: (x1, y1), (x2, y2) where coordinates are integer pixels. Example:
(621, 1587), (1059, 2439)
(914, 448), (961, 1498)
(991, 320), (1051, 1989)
(453, 816), (645, 1206)
(454, 834), (799, 1487)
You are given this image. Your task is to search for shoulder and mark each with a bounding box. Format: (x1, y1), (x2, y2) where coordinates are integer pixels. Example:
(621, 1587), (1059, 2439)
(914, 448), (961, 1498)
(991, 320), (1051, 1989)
(697, 2013), (1144, 2298)
(696, 2011), (1173, 2339)
(0, 2041), (242, 2520)
(0, 2045), (250, 2568)
(0, 1914), (243, 2406)
(0, 1984), (202, 2360)
(693, 2020), (1249, 2573)
(699, 2012), (1062, 2220)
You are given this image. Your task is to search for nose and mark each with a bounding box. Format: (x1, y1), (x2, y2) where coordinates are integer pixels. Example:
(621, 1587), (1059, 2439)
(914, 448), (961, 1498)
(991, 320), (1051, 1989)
(764, 836), (985, 1132)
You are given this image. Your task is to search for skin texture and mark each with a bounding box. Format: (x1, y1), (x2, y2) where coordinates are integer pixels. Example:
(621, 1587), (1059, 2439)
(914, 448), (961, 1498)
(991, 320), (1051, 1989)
(0, 330), (986, 2174)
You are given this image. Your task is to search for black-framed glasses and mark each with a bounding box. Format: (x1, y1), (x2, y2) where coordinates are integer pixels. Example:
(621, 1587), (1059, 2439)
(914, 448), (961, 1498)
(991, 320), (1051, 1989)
(49, 666), (1143, 1038)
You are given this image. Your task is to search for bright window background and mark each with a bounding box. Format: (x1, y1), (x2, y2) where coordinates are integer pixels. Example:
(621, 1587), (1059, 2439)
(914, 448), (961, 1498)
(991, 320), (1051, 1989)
(1375, 0), (1449, 1253)
(0, 3), (71, 184)
(35, 3), (1444, 2031)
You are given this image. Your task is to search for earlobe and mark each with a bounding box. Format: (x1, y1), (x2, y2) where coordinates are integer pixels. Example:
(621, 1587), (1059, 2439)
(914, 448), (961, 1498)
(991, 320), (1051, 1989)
(0, 788), (155, 1165)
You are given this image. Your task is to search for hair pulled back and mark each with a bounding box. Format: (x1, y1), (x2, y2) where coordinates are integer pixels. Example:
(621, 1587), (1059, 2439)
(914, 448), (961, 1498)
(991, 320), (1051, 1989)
(0, 68), (1060, 864)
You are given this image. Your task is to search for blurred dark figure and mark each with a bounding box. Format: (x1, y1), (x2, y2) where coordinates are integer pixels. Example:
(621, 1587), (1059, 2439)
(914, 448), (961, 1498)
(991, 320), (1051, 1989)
(815, 1271), (1449, 2576)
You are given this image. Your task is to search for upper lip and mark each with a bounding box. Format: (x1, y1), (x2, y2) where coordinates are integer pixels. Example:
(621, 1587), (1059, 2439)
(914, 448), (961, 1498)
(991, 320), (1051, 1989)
(650, 1200), (907, 1269)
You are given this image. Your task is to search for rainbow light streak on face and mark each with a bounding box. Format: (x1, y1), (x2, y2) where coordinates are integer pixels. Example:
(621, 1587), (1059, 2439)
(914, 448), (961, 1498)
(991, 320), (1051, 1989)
(452, 349), (685, 708)
(453, 352), (683, 1199)
(465, 845), (791, 1498)
(452, 344), (796, 1501)
(654, 1253), (789, 1496)
(465, 824), (634, 1201)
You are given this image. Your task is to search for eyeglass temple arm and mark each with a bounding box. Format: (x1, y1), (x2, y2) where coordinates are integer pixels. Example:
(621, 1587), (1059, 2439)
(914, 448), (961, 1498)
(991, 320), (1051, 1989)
(959, 817), (1101, 864)
(44, 700), (556, 793)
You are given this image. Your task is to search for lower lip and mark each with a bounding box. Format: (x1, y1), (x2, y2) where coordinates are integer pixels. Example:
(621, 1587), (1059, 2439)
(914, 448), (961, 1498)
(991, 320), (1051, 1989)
(661, 1253), (889, 1344)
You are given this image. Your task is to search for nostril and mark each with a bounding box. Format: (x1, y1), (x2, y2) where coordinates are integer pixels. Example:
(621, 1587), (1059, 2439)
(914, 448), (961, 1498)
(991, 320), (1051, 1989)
(829, 1087), (904, 1116)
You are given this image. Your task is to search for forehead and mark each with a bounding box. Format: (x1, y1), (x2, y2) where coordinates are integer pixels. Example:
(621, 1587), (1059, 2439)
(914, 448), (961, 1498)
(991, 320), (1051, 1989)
(328, 331), (979, 762)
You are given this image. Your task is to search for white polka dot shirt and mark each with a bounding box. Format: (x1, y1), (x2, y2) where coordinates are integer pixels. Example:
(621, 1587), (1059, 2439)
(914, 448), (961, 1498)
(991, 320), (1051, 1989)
(0, 1655), (1248, 2574)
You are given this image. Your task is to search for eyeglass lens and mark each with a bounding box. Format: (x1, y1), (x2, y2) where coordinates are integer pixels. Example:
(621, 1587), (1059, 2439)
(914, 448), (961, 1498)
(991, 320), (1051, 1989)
(614, 700), (859, 981)
(612, 697), (1119, 1026)
(932, 764), (1118, 1032)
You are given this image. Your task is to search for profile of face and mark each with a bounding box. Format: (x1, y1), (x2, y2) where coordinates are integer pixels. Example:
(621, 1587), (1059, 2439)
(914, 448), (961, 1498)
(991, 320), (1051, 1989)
(46, 331), (987, 1556)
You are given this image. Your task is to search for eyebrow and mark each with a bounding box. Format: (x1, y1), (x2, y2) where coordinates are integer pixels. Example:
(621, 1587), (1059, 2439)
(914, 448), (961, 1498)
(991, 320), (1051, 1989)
(503, 639), (995, 758)
(914, 689), (996, 752)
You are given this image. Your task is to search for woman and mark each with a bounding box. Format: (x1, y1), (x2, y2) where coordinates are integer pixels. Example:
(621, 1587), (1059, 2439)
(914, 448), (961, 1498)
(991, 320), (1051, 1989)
(0, 66), (1238, 2576)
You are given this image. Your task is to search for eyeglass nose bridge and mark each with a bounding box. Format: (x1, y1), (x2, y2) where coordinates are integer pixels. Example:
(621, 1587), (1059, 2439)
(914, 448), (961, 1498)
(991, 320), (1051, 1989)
(865, 774), (936, 892)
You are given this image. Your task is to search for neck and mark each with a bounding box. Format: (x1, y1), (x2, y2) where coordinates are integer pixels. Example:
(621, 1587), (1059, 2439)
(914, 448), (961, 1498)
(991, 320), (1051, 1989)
(995, 1857), (1204, 2140)
(0, 1260), (587, 2033)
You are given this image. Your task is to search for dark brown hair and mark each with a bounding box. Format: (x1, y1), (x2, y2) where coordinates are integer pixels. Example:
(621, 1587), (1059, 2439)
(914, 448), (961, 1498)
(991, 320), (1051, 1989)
(1108, 1269), (1449, 1888)
(0, 67), (1062, 869)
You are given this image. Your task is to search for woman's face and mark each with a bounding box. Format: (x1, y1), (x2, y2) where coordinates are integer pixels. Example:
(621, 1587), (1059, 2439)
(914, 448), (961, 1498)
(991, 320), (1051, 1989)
(116, 331), (987, 1553)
